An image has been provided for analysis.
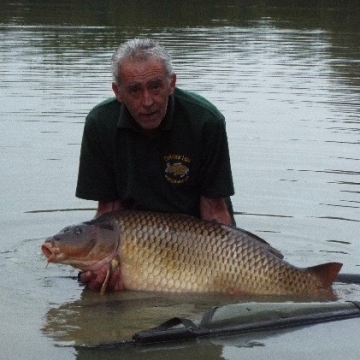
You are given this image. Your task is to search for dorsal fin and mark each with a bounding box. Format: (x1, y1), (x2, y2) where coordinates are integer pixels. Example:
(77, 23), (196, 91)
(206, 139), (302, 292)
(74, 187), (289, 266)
(233, 227), (284, 259)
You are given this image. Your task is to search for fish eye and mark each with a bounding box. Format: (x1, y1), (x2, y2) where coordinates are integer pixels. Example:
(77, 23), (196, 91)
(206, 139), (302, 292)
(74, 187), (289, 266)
(74, 227), (83, 235)
(62, 227), (70, 233)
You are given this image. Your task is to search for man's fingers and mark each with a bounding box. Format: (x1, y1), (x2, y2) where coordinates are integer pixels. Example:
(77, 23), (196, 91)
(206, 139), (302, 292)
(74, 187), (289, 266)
(79, 271), (93, 283)
(78, 266), (125, 292)
(107, 267), (125, 291)
(79, 270), (106, 291)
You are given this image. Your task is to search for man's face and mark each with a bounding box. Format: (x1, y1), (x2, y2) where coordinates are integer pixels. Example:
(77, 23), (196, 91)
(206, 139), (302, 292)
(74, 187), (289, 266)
(112, 59), (176, 133)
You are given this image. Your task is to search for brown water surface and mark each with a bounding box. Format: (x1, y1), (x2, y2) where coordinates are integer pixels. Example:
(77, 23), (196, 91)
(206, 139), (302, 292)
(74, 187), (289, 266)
(1, 1), (360, 359)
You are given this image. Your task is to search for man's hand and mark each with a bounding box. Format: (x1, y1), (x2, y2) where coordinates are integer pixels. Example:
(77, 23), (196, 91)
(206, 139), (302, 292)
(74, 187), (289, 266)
(200, 196), (233, 225)
(79, 265), (125, 293)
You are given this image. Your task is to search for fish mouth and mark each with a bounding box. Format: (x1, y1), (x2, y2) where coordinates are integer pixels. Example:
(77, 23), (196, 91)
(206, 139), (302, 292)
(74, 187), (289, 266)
(41, 237), (120, 272)
(41, 241), (62, 262)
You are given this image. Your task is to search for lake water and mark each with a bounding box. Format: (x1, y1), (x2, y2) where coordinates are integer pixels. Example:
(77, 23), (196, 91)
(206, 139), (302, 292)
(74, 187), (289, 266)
(1, 0), (360, 359)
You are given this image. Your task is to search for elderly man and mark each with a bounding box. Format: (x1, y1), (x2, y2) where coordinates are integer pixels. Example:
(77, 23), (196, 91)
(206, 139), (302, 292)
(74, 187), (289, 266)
(76, 38), (235, 291)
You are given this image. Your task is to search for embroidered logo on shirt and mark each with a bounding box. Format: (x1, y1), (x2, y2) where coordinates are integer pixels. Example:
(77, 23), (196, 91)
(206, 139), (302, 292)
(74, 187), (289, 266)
(164, 154), (191, 184)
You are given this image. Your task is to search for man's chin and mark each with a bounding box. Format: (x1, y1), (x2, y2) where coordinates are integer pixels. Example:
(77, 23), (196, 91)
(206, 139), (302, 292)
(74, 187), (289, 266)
(137, 117), (162, 130)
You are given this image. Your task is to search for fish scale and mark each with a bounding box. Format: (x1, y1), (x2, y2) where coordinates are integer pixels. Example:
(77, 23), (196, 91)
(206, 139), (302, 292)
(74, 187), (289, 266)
(42, 210), (342, 296)
(115, 213), (317, 293)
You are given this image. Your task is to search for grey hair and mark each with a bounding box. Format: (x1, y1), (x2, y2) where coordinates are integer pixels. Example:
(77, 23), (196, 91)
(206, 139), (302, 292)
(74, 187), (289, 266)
(111, 38), (174, 85)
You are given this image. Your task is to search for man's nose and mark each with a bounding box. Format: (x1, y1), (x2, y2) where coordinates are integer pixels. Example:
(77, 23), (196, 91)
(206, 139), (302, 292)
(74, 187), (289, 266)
(142, 90), (154, 107)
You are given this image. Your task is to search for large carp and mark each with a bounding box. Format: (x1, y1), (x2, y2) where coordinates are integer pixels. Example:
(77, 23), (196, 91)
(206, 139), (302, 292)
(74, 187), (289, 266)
(41, 210), (342, 296)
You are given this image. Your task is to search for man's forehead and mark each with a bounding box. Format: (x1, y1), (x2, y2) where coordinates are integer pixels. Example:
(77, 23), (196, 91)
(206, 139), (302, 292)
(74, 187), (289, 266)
(119, 59), (167, 82)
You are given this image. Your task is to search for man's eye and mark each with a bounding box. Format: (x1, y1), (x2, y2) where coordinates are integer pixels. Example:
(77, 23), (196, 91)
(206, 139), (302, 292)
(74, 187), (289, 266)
(153, 81), (163, 89)
(150, 84), (162, 93)
(129, 88), (139, 94)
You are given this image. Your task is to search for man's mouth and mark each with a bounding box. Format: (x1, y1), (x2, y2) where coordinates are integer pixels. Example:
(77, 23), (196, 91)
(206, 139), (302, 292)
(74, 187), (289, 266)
(139, 111), (161, 123)
(141, 111), (157, 117)
(136, 110), (164, 130)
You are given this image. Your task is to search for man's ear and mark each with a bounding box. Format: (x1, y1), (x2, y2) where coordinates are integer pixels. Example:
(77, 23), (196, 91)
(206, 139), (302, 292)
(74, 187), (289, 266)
(169, 73), (177, 94)
(112, 82), (123, 102)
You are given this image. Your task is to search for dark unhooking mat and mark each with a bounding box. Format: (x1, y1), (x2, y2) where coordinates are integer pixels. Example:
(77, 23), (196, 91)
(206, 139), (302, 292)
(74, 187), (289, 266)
(77, 300), (360, 349)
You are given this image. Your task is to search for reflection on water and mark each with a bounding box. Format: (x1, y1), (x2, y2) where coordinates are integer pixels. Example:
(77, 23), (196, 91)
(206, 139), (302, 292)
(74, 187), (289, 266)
(42, 290), (235, 346)
(42, 287), (341, 347)
(1, 0), (360, 359)
(41, 285), (360, 360)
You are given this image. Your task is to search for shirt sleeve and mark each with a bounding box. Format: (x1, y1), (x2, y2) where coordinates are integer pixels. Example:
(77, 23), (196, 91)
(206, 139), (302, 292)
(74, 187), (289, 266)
(199, 116), (235, 199)
(75, 115), (119, 201)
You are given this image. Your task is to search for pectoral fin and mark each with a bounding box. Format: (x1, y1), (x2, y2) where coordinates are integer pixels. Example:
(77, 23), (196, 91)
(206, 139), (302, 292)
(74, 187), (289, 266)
(100, 259), (119, 295)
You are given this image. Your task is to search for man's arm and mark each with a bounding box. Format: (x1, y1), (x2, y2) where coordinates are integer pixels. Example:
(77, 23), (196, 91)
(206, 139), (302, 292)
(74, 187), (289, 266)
(95, 200), (124, 218)
(199, 196), (233, 225)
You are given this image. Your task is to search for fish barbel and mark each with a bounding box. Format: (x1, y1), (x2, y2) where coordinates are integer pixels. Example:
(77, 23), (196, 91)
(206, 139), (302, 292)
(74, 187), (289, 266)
(41, 210), (342, 296)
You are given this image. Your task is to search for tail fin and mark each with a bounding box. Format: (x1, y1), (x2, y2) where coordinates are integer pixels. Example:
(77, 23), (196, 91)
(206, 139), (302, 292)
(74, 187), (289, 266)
(308, 262), (343, 288)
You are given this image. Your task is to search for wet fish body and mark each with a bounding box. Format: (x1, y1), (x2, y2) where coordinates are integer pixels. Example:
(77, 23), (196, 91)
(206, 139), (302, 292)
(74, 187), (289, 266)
(41, 211), (342, 296)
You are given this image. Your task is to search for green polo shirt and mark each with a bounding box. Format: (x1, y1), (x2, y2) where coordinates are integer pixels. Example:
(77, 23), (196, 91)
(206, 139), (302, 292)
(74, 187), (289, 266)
(76, 87), (235, 219)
